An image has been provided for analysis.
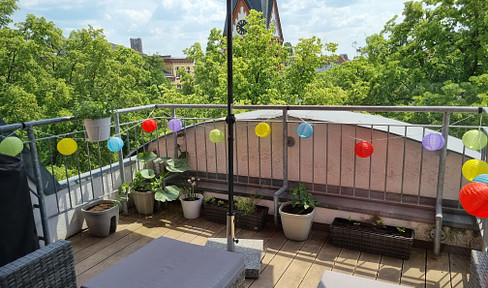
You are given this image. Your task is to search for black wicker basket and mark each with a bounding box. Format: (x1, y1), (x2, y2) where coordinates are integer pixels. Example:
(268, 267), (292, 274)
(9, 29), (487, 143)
(203, 198), (269, 231)
(330, 217), (414, 259)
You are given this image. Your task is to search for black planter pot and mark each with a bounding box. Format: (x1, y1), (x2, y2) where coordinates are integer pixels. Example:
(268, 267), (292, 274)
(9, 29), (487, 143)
(203, 198), (269, 231)
(329, 217), (414, 259)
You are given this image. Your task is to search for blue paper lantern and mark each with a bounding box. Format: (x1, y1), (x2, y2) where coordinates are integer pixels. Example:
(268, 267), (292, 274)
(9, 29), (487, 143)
(297, 122), (313, 138)
(473, 174), (488, 184)
(107, 137), (124, 152)
(422, 133), (445, 151)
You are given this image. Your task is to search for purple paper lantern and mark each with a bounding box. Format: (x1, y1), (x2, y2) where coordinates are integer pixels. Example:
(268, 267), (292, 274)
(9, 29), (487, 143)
(168, 118), (182, 132)
(422, 133), (445, 151)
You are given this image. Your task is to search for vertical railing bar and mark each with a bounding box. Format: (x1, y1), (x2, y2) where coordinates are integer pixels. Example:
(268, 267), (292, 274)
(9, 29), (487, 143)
(203, 123), (209, 179)
(234, 120), (239, 184)
(183, 118), (188, 162)
(164, 118), (169, 158)
(369, 125), (373, 198)
(85, 139), (96, 200)
(325, 123), (329, 194)
(270, 121), (274, 187)
(353, 125), (357, 196)
(63, 156), (73, 209)
(193, 119), (199, 179)
(339, 125), (343, 194)
(171, 109), (178, 159)
(258, 132), (262, 185)
(298, 124), (302, 184)
(418, 127), (426, 205)
(384, 125), (391, 201)
(75, 147), (84, 205)
(26, 125), (51, 244)
(97, 142), (106, 197)
(47, 138), (61, 212)
(157, 117), (162, 157)
(434, 111), (450, 256)
(246, 124), (250, 184)
(400, 126), (407, 203)
(213, 120), (218, 180)
(114, 112), (127, 214)
(312, 123), (315, 192)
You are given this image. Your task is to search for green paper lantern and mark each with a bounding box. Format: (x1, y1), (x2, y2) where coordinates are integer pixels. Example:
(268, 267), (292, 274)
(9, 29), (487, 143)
(209, 129), (225, 143)
(462, 130), (488, 150)
(0, 136), (24, 156)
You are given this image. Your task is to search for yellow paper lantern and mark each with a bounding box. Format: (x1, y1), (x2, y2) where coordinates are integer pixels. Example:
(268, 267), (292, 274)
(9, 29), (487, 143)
(57, 138), (78, 156)
(209, 129), (225, 143)
(255, 123), (271, 138)
(462, 130), (488, 150)
(0, 136), (23, 156)
(462, 159), (488, 181)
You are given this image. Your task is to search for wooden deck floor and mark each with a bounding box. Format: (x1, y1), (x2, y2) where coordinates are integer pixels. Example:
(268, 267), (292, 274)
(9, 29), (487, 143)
(69, 202), (471, 288)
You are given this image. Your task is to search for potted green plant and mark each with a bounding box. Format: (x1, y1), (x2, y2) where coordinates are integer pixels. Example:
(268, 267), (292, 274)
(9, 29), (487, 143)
(203, 194), (269, 231)
(81, 199), (119, 237)
(179, 177), (203, 219)
(279, 184), (319, 241)
(130, 151), (190, 215)
(73, 100), (114, 142)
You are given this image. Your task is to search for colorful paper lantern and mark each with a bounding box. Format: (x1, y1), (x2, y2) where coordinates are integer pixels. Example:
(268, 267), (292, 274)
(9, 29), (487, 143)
(142, 119), (157, 133)
(0, 136), (23, 156)
(462, 130), (488, 150)
(459, 182), (488, 217)
(422, 133), (445, 151)
(297, 122), (313, 138)
(255, 122), (271, 138)
(473, 174), (488, 184)
(209, 129), (225, 143)
(57, 138), (78, 156)
(355, 141), (374, 158)
(168, 118), (182, 132)
(107, 137), (124, 152)
(462, 159), (488, 181)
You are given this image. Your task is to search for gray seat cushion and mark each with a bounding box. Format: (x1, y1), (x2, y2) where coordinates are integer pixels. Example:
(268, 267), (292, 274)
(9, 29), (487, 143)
(82, 237), (245, 288)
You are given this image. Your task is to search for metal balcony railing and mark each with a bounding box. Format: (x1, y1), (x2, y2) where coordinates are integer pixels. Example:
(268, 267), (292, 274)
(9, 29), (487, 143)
(0, 104), (487, 253)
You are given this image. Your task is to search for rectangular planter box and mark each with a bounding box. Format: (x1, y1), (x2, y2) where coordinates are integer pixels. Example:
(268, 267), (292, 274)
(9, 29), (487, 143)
(330, 217), (414, 259)
(203, 198), (269, 231)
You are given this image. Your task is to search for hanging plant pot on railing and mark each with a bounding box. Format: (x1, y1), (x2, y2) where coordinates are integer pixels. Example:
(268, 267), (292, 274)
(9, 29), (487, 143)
(73, 100), (114, 142)
(330, 217), (414, 259)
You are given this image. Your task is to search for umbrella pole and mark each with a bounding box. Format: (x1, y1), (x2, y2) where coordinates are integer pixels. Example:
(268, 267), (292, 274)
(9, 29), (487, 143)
(225, 0), (236, 252)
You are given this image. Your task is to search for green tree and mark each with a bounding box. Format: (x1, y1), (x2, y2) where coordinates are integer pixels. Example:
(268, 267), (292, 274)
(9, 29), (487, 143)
(0, 0), (17, 28)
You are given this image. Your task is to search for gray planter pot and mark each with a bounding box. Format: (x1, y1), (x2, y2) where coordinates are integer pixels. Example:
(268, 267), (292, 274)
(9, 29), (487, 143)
(132, 190), (154, 215)
(279, 201), (315, 241)
(81, 200), (119, 237)
(83, 117), (111, 142)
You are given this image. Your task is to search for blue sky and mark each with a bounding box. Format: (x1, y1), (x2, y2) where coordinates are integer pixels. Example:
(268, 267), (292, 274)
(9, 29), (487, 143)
(12, 0), (407, 58)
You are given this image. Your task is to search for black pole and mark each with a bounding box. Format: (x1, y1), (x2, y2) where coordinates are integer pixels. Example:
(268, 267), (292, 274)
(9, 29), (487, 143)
(225, 0), (236, 252)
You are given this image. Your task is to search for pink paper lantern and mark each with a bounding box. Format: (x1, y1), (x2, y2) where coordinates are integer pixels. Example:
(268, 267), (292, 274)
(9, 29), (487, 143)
(422, 133), (445, 151)
(168, 118), (182, 132)
(142, 119), (157, 132)
(355, 141), (374, 158)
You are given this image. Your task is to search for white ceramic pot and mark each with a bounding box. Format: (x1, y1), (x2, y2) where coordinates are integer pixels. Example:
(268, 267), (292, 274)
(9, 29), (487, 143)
(83, 117), (111, 142)
(179, 193), (203, 219)
(279, 201), (315, 241)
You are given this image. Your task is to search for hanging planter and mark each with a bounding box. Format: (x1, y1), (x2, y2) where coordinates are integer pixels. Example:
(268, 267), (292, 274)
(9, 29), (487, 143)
(73, 100), (114, 142)
(330, 217), (414, 259)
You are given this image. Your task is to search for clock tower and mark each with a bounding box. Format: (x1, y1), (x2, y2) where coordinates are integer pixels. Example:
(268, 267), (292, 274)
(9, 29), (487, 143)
(224, 0), (284, 43)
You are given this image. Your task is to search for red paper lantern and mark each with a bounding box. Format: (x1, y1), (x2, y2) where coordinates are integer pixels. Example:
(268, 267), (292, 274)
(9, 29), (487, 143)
(142, 119), (157, 132)
(459, 182), (488, 217)
(355, 141), (374, 158)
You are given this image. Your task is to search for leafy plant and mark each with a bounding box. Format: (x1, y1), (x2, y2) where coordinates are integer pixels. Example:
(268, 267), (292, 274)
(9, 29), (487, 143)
(130, 151), (190, 202)
(73, 100), (115, 119)
(204, 195), (216, 203)
(290, 183), (319, 213)
(396, 227), (406, 233)
(235, 194), (262, 216)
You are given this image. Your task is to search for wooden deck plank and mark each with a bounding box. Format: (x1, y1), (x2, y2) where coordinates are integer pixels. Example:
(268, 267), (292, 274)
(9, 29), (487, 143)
(401, 247), (426, 288)
(449, 252), (470, 288)
(425, 250), (450, 288)
(275, 230), (326, 288)
(298, 233), (343, 288)
(331, 247), (360, 274)
(377, 255), (403, 285)
(353, 251), (381, 280)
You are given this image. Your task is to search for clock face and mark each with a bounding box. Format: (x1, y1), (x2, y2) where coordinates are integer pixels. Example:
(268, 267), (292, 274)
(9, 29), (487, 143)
(236, 19), (247, 36)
